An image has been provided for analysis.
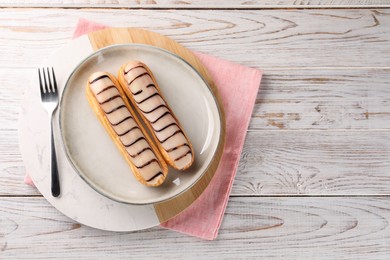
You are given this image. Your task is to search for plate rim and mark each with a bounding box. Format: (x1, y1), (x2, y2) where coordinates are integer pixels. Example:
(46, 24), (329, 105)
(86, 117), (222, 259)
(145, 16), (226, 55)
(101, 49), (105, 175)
(59, 43), (224, 205)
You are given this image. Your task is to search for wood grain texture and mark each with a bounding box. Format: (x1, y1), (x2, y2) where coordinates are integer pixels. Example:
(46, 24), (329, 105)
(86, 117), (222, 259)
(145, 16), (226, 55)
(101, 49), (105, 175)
(0, 69), (31, 131)
(1, 4), (390, 257)
(0, 130), (39, 196)
(252, 69), (390, 130)
(1, 197), (389, 259)
(234, 131), (390, 195)
(3, 129), (390, 196)
(0, 0), (389, 8)
(4, 69), (390, 132)
(0, 9), (390, 68)
(0, 69), (40, 196)
(2, 69), (390, 196)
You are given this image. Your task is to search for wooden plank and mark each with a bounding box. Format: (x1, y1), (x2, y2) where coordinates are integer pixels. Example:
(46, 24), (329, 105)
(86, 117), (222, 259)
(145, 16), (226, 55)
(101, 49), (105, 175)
(2, 69), (390, 196)
(0, 0), (389, 8)
(0, 9), (390, 68)
(3, 129), (390, 196)
(0, 130), (40, 196)
(234, 131), (390, 195)
(1, 197), (389, 258)
(0, 69), (31, 131)
(3, 68), (390, 132)
(251, 69), (390, 130)
(0, 69), (40, 195)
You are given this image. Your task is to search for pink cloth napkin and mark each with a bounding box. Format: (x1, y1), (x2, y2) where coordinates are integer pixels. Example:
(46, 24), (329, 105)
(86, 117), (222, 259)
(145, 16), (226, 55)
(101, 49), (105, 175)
(25, 18), (262, 240)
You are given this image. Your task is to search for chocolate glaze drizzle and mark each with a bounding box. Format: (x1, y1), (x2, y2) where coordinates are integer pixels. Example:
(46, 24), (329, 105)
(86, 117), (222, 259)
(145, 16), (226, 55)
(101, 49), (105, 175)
(135, 92), (160, 104)
(124, 65), (192, 166)
(106, 105), (126, 114)
(174, 151), (192, 161)
(146, 172), (164, 182)
(118, 126), (139, 137)
(128, 72), (150, 86)
(150, 111), (170, 124)
(124, 65), (145, 75)
(138, 104), (165, 114)
(136, 159), (159, 169)
(99, 94), (121, 105)
(111, 116), (132, 126)
(160, 130), (183, 143)
(89, 73), (165, 183)
(167, 143), (190, 152)
(155, 122), (177, 132)
(89, 74), (109, 84)
(97, 85), (116, 95)
(124, 136), (146, 147)
(129, 147), (152, 158)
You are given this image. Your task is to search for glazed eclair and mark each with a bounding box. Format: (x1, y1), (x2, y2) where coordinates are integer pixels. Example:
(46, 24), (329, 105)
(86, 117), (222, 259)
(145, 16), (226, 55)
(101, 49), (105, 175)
(86, 72), (168, 186)
(118, 61), (194, 171)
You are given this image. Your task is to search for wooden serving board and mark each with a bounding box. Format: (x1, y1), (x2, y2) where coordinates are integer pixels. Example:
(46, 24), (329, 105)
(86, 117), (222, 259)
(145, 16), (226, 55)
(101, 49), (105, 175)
(88, 28), (226, 223)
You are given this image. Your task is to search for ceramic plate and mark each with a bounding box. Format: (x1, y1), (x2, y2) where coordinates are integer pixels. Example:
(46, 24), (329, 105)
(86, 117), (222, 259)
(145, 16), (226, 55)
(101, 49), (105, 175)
(19, 29), (225, 231)
(60, 44), (221, 205)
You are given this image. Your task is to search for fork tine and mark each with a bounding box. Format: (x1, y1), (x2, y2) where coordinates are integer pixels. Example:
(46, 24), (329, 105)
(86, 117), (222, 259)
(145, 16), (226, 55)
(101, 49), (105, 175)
(38, 68), (45, 96)
(46, 67), (53, 93)
(51, 67), (58, 93)
(42, 68), (49, 93)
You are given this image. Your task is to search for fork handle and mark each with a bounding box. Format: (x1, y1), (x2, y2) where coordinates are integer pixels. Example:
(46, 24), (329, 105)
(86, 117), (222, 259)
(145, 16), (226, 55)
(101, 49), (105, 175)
(50, 117), (60, 197)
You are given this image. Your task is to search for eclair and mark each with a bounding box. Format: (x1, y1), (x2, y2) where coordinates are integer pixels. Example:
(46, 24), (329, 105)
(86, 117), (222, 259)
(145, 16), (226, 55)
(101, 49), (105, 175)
(118, 61), (194, 171)
(86, 72), (168, 186)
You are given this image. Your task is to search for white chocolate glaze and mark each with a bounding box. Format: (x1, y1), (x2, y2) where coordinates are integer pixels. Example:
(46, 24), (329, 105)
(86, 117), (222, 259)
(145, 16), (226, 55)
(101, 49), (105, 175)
(123, 62), (193, 169)
(88, 72), (165, 184)
(161, 134), (188, 151)
(112, 118), (138, 136)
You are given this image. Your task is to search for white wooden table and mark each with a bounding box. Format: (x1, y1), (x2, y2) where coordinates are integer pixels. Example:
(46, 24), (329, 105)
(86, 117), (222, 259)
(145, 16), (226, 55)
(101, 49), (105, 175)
(1, 1), (390, 259)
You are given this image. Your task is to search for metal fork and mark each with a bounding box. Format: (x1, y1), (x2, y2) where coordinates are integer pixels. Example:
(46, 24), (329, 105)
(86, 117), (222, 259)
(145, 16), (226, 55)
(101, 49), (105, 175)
(38, 68), (60, 197)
